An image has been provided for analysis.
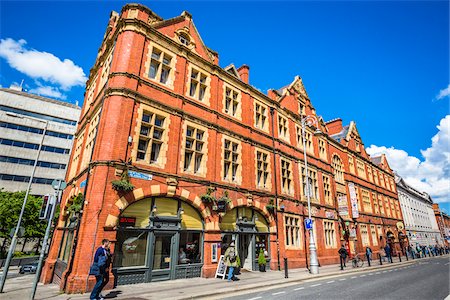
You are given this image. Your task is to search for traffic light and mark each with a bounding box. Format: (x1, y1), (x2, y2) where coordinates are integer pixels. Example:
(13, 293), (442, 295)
(39, 194), (51, 220)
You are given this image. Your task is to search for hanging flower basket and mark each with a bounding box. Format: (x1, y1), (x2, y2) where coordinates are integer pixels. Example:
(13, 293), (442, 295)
(200, 187), (216, 203)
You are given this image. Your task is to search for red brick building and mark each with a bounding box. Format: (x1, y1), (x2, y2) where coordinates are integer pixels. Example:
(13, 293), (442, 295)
(42, 4), (406, 293)
(432, 203), (450, 246)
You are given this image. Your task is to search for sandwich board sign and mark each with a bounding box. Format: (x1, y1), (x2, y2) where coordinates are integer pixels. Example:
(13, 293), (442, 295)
(215, 255), (227, 280)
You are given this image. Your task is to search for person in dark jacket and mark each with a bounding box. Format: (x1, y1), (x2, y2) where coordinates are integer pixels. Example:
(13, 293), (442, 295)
(384, 244), (392, 263)
(338, 245), (348, 267)
(90, 239), (111, 300)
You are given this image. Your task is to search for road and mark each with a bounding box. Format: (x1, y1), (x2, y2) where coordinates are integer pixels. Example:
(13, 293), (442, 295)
(224, 256), (450, 300)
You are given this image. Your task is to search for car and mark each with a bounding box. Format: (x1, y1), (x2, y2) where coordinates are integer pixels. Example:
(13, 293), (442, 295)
(19, 261), (38, 274)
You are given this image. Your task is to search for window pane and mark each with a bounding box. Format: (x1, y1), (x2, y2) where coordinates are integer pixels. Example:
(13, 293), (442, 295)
(153, 234), (172, 270)
(150, 142), (161, 162)
(115, 231), (148, 268)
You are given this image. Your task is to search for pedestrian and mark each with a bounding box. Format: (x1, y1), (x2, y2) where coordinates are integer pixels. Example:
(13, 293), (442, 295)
(365, 246), (372, 264)
(384, 244), (392, 263)
(224, 242), (239, 281)
(338, 244), (348, 268)
(89, 239), (111, 300)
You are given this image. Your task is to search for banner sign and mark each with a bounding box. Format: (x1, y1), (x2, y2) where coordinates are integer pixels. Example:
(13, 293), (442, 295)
(348, 183), (359, 218)
(338, 195), (349, 216)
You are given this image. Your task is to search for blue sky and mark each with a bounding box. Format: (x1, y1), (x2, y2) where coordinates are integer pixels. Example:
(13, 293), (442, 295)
(0, 1), (449, 210)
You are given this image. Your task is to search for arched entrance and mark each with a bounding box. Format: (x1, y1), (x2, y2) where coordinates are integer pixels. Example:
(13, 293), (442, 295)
(113, 196), (204, 285)
(220, 207), (270, 271)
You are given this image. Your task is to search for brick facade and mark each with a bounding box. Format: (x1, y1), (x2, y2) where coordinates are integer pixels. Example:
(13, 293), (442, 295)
(42, 4), (407, 293)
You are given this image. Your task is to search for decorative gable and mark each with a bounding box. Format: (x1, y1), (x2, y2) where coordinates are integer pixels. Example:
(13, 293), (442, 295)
(224, 64), (241, 79)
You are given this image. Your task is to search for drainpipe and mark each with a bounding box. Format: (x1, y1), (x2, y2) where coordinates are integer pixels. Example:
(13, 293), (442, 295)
(269, 107), (281, 271)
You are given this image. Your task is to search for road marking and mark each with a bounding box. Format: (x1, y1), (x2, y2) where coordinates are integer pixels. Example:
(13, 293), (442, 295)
(327, 280), (335, 283)
(339, 278), (346, 281)
(248, 297), (262, 300)
(311, 283), (322, 287)
(382, 271), (387, 273)
(294, 287), (305, 291)
(444, 262), (449, 265)
(388, 270), (393, 272)
(360, 274), (366, 277)
(375, 272), (381, 274)
(351, 276), (357, 279)
(394, 268), (398, 271)
(368, 273), (374, 276)
(272, 292), (286, 295)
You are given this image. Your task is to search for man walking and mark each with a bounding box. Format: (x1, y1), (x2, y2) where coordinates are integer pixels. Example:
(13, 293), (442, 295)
(224, 242), (239, 281)
(365, 246), (372, 265)
(384, 244), (393, 263)
(338, 245), (348, 268)
(90, 239), (111, 300)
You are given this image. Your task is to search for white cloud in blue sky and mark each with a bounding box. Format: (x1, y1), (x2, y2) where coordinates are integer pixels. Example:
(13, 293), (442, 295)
(437, 84), (450, 100)
(367, 115), (450, 206)
(0, 38), (87, 98)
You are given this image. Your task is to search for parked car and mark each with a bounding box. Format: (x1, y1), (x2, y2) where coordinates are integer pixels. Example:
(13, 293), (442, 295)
(19, 261), (38, 274)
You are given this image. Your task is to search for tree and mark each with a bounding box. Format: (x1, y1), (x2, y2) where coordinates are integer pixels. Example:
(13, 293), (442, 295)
(0, 190), (47, 257)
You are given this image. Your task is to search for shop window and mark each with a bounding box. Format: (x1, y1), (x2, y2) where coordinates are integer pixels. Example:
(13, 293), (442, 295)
(115, 230), (148, 268)
(178, 232), (201, 264)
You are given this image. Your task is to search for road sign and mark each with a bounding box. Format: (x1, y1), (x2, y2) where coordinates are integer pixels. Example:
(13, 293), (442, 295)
(305, 218), (313, 230)
(52, 179), (66, 190)
(128, 170), (153, 181)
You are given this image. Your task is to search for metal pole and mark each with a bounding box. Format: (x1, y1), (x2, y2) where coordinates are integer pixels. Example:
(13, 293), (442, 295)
(30, 183), (61, 299)
(301, 117), (319, 274)
(0, 120), (48, 293)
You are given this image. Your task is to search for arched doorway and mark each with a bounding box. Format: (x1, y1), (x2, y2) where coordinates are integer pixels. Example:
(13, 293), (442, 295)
(220, 207), (270, 271)
(113, 197), (204, 285)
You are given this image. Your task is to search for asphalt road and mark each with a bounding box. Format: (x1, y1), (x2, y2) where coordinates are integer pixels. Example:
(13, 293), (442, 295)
(224, 256), (450, 300)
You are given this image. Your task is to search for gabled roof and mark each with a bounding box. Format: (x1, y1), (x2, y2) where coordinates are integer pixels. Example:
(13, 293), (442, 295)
(370, 155), (382, 166)
(330, 125), (350, 142)
(224, 64), (241, 79)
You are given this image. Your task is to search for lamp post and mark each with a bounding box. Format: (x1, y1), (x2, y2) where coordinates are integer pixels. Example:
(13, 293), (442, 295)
(300, 115), (321, 275)
(0, 113), (49, 293)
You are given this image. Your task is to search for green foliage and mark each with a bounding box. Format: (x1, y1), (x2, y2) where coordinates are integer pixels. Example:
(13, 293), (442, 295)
(258, 249), (267, 265)
(112, 168), (135, 192)
(66, 193), (83, 215)
(200, 187), (216, 203)
(218, 190), (231, 203)
(0, 190), (46, 241)
(266, 198), (275, 212)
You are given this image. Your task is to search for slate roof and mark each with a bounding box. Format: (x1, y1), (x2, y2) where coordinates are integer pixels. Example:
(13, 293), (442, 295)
(330, 125), (349, 142)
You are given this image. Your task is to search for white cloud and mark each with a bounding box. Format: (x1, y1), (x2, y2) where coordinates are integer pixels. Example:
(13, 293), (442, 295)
(0, 38), (87, 90)
(29, 85), (67, 100)
(366, 115), (450, 204)
(437, 84), (450, 100)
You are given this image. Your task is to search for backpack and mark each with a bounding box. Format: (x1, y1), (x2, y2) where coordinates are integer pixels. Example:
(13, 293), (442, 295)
(228, 248), (237, 263)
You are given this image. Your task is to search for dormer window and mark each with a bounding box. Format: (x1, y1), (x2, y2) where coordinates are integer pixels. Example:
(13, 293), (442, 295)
(179, 33), (190, 46)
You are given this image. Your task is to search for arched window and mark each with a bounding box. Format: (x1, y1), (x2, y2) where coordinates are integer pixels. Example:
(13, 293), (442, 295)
(332, 155), (344, 183)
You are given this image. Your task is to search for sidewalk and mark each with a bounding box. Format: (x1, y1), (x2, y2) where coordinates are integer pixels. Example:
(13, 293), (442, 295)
(2, 254), (447, 300)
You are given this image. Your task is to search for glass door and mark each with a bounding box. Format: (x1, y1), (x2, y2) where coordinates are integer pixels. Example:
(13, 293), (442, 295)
(151, 232), (176, 281)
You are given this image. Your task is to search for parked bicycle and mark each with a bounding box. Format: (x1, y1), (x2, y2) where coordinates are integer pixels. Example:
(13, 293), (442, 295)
(351, 254), (364, 268)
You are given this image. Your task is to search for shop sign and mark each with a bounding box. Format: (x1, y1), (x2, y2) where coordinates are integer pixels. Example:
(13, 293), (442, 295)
(326, 210), (336, 219)
(119, 216), (136, 227)
(348, 183), (359, 218)
(80, 179), (87, 188)
(128, 170), (153, 181)
(215, 255), (227, 280)
(338, 195), (349, 216)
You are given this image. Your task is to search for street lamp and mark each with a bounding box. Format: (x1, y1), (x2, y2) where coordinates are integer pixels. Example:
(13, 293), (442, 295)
(300, 115), (321, 275)
(0, 113), (49, 293)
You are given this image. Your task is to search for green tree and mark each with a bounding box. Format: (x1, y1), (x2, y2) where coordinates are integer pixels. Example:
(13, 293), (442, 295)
(0, 190), (47, 257)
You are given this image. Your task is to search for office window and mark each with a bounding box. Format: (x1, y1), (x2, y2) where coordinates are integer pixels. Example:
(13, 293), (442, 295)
(348, 155), (355, 174)
(300, 166), (318, 202)
(148, 47), (173, 85)
(256, 150), (270, 189)
(323, 175), (332, 205)
(356, 159), (366, 179)
(385, 176), (390, 190)
(390, 179), (396, 192)
(324, 221), (336, 248)
(372, 192), (379, 214)
(332, 155), (344, 183)
(280, 158), (293, 195)
(223, 86), (240, 118)
(136, 111), (166, 164)
(378, 194), (384, 215)
(318, 139), (327, 161)
(370, 225), (378, 246)
(85, 75), (97, 108)
(189, 67), (208, 101)
(360, 224), (369, 247)
(373, 169), (379, 185)
(390, 198), (396, 218)
(278, 114), (289, 142)
(81, 109), (101, 170)
(223, 138), (240, 182)
(379, 173), (385, 188)
(299, 101), (306, 116)
(367, 166), (373, 182)
(99, 50), (113, 90)
(254, 101), (268, 131)
(362, 189), (372, 213)
(285, 215), (301, 248)
(183, 125), (206, 175)
(384, 196), (391, 217)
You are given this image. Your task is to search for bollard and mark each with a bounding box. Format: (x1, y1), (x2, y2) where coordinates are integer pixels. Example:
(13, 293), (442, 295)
(398, 253), (401, 262)
(284, 257), (288, 278)
(379, 253), (383, 265)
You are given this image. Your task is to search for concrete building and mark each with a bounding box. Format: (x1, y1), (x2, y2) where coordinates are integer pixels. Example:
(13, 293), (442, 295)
(432, 203), (450, 246)
(42, 4), (406, 293)
(396, 175), (442, 246)
(0, 87), (81, 196)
